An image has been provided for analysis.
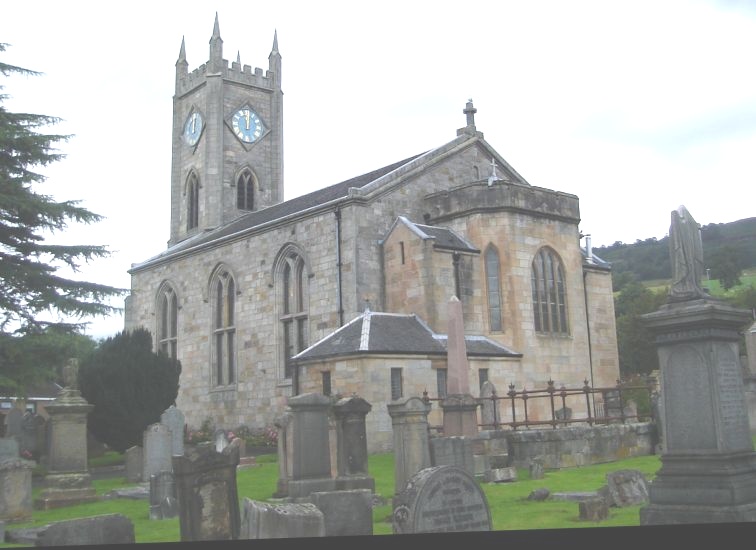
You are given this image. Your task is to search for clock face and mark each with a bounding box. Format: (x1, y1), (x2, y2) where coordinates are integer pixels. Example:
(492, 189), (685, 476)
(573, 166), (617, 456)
(231, 107), (265, 143)
(183, 111), (204, 146)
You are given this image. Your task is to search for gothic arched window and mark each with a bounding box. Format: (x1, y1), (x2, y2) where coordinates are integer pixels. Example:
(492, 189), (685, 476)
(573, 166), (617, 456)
(531, 247), (569, 334)
(187, 173), (199, 230)
(157, 283), (178, 359)
(484, 244), (503, 332)
(212, 269), (236, 386)
(236, 169), (255, 211)
(279, 252), (307, 380)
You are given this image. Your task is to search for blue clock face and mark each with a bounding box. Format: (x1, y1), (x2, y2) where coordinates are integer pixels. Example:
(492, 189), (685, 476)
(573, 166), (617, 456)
(231, 107), (265, 143)
(183, 111), (203, 146)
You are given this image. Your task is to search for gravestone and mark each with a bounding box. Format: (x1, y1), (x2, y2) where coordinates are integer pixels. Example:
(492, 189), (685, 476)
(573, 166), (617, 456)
(479, 381), (497, 428)
(440, 296), (479, 437)
(529, 456), (545, 480)
(387, 396), (432, 495)
(484, 466), (517, 483)
(214, 429), (229, 453)
(173, 442), (240, 541)
(239, 499), (325, 539)
(285, 393), (336, 499)
(579, 498), (609, 521)
(35, 376), (98, 510)
(0, 437), (20, 462)
(20, 413), (45, 458)
(392, 464), (492, 534)
(160, 405), (185, 457)
(309, 489), (373, 537)
(606, 470), (649, 507)
(149, 470), (177, 520)
(272, 412), (293, 498)
(143, 423), (173, 481)
(430, 436), (475, 477)
(527, 488), (550, 501)
(33, 514), (135, 547)
(640, 205), (756, 525)
(125, 446), (143, 483)
(332, 396), (375, 491)
(0, 458), (35, 522)
(4, 408), (23, 441)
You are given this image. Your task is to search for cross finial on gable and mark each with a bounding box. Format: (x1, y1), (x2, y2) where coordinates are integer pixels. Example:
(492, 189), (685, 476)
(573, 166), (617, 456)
(488, 157), (502, 186)
(463, 99), (477, 128)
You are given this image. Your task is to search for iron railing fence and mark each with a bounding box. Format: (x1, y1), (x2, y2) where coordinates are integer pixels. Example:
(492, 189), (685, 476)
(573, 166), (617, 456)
(422, 377), (656, 433)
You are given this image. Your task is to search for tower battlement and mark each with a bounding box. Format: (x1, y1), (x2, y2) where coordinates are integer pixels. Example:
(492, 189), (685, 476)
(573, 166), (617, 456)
(177, 60), (277, 96)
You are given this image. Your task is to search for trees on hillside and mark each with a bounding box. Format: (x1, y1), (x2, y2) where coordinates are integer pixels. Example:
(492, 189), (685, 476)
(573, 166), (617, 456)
(708, 245), (743, 291)
(0, 44), (124, 395)
(78, 328), (181, 452)
(615, 281), (667, 377)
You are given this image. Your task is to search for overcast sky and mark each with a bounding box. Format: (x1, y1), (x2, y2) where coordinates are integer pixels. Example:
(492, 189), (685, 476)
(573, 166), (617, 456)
(2, 0), (755, 339)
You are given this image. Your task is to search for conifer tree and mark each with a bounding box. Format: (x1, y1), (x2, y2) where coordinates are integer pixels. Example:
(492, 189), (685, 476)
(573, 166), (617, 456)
(0, 43), (124, 394)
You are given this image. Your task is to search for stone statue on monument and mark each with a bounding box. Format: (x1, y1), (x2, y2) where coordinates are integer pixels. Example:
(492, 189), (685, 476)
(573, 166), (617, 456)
(668, 205), (707, 302)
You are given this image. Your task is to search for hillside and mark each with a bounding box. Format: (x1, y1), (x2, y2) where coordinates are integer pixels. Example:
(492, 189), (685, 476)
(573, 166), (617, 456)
(593, 217), (756, 283)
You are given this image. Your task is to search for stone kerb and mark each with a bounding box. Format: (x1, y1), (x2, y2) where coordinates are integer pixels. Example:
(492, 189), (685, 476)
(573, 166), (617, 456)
(392, 465), (492, 534)
(239, 499), (325, 539)
(387, 396), (432, 496)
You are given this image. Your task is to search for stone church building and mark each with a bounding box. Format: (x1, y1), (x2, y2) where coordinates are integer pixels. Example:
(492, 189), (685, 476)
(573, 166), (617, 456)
(125, 17), (620, 452)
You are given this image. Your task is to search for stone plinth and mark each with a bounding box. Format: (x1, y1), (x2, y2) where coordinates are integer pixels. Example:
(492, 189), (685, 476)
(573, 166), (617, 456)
(387, 396), (432, 496)
(440, 394), (479, 437)
(332, 396), (375, 492)
(640, 299), (756, 524)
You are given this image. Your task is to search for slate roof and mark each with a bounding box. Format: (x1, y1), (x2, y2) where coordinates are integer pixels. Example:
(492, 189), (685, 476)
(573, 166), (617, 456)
(131, 152), (427, 270)
(581, 248), (611, 269)
(292, 310), (521, 364)
(389, 216), (479, 254)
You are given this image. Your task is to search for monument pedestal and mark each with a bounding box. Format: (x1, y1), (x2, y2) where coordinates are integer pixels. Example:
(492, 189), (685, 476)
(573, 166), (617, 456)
(440, 394), (479, 437)
(640, 298), (756, 525)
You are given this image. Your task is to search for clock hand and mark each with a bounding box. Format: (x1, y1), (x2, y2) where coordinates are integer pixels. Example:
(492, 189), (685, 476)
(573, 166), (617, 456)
(244, 109), (251, 130)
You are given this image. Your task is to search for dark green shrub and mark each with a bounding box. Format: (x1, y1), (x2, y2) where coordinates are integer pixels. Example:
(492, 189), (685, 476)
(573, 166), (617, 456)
(78, 328), (181, 452)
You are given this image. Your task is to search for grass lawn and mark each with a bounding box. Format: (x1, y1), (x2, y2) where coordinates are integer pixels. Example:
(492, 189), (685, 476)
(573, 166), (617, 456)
(1, 450), (664, 546)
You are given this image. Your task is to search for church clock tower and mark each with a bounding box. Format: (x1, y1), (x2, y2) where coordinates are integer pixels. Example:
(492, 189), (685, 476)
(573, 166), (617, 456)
(169, 14), (283, 246)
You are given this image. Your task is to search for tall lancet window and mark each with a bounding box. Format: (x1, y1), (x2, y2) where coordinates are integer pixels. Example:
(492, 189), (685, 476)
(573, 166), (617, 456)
(531, 247), (569, 334)
(187, 173), (200, 230)
(280, 252), (307, 379)
(212, 269), (236, 386)
(237, 169), (255, 211)
(484, 244), (503, 332)
(157, 284), (178, 359)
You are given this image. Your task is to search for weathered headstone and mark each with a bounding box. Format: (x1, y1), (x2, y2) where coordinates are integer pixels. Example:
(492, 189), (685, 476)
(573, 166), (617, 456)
(149, 470), (177, 520)
(430, 436), (475, 477)
(285, 393), (336, 499)
(34, 514), (135, 547)
(309, 489), (373, 537)
(484, 466), (517, 483)
(479, 381), (497, 429)
(160, 405), (185, 457)
(579, 498), (609, 521)
(143, 423), (173, 481)
(239, 499), (325, 539)
(214, 429), (229, 453)
(0, 458), (35, 522)
(124, 446), (143, 483)
(387, 396), (432, 495)
(0, 437), (20, 462)
(392, 465), (492, 534)
(606, 470), (649, 507)
(526, 488), (550, 501)
(20, 413), (45, 458)
(529, 456), (545, 480)
(272, 412), (293, 498)
(641, 205), (756, 525)
(4, 407), (23, 441)
(332, 396), (375, 491)
(173, 442), (240, 541)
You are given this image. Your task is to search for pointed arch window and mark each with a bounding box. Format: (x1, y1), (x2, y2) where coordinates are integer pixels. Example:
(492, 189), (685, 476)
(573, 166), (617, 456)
(237, 169), (255, 211)
(157, 284), (178, 359)
(484, 244), (503, 332)
(187, 173), (199, 230)
(279, 252), (308, 380)
(212, 270), (236, 386)
(531, 247), (569, 334)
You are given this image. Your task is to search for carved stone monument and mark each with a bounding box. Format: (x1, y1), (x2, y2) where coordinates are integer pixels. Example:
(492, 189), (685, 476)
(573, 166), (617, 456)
(640, 206), (756, 524)
(35, 360), (98, 510)
(440, 296), (479, 437)
(392, 465), (491, 534)
(332, 396), (375, 491)
(387, 396), (432, 495)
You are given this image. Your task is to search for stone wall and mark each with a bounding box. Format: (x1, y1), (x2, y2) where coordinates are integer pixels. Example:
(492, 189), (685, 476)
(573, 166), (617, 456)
(502, 422), (656, 469)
